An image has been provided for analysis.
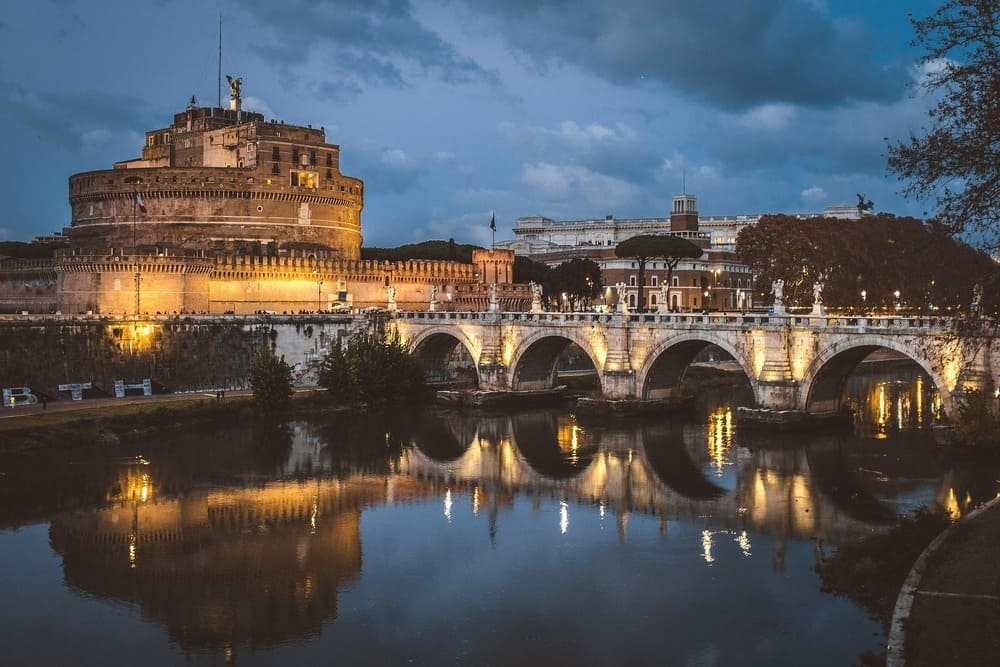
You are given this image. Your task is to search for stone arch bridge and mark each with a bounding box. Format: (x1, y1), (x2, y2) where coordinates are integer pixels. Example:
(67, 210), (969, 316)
(392, 311), (999, 417)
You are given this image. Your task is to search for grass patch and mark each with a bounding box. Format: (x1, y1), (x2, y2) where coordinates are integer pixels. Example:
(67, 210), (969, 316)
(817, 506), (950, 627)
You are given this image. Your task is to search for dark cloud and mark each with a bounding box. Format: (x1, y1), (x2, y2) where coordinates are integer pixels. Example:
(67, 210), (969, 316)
(0, 84), (156, 152)
(237, 0), (499, 91)
(465, 0), (906, 110)
(344, 146), (427, 195)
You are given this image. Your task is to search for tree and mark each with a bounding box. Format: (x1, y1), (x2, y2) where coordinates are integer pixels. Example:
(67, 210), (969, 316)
(616, 235), (703, 312)
(248, 347), (293, 414)
(319, 331), (425, 403)
(736, 214), (999, 312)
(551, 258), (602, 310)
(888, 0), (1000, 251)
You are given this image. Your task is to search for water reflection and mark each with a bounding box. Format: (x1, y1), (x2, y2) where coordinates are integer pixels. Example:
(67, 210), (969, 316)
(2, 364), (999, 664)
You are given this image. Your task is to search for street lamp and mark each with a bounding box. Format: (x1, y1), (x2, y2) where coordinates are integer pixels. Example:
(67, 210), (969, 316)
(317, 276), (324, 312)
(894, 289), (901, 311)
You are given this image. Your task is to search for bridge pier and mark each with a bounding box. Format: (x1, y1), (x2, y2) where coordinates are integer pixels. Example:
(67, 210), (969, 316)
(601, 370), (637, 400)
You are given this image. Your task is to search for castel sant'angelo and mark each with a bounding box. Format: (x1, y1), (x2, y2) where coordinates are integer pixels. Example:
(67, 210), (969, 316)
(0, 78), (521, 315)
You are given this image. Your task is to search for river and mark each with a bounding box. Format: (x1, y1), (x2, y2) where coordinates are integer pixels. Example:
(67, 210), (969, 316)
(1, 362), (997, 666)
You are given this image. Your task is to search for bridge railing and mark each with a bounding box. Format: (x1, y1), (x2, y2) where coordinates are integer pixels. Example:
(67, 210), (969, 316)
(392, 310), (958, 331)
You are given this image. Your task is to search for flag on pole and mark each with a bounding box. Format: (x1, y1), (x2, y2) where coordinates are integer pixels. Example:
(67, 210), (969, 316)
(134, 193), (147, 214)
(489, 211), (496, 232)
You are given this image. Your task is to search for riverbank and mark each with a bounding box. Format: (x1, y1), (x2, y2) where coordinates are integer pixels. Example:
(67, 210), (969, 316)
(0, 388), (333, 452)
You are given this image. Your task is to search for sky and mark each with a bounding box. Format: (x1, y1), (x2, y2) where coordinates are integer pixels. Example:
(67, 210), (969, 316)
(0, 0), (945, 248)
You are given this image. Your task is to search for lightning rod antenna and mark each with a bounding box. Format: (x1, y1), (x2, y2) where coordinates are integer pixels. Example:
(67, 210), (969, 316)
(217, 15), (222, 108)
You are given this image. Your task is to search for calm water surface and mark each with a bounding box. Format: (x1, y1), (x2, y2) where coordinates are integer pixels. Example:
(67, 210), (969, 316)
(1, 363), (998, 666)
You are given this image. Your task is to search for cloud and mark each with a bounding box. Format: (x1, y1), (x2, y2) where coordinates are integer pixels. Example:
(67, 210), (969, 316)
(241, 96), (276, 121)
(237, 0), (499, 93)
(0, 83), (155, 152)
(500, 119), (658, 183)
(521, 162), (638, 209)
(800, 186), (827, 201)
(346, 146), (426, 195)
(465, 0), (906, 110)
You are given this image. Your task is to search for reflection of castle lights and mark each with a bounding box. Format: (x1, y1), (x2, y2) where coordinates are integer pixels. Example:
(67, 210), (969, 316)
(128, 532), (137, 569)
(310, 501), (318, 534)
(707, 408), (733, 476)
(916, 376), (923, 424)
(472, 486), (480, 516)
(559, 500), (569, 534)
(735, 531), (751, 558)
(444, 488), (452, 522)
(599, 501), (605, 519)
(943, 487), (962, 520)
(701, 530), (714, 564)
(876, 385), (887, 438)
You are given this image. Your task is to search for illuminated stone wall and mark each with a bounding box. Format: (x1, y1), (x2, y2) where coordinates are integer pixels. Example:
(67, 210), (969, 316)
(0, 316), (361, 394)
(0, 259), (57, 314)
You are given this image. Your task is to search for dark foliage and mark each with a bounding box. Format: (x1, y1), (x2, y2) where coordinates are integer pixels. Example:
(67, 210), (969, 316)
(248, 347), (293, 414)
(318, 330), (424, 403)
(616, 235), (703, 311)
(736, 214), (999, 313)
(361, 240), (482, 263)
(888, 0), (1000, 251)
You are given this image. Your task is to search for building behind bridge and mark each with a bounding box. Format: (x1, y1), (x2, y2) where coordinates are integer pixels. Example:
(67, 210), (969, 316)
(0, 83), (529, 315)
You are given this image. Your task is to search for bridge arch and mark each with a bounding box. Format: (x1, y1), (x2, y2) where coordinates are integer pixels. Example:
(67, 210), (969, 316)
(799, 336), (950, 415)
(507, 328), (603, 392)
(636, 333), (755, 401)
(402, 325), (480, 386)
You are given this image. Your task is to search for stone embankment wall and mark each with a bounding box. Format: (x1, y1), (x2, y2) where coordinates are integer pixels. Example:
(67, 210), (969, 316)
(0, 315), (366, 398)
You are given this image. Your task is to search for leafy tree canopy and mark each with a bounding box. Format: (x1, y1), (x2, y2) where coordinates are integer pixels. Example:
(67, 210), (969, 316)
(319, 330), (425, 404)
(888, 0), (1000, 251)
(616, 234), (703, 311)
(362, 239), (482, 263)
(248, 347), (294, 414)
(736, 214), (999, 313)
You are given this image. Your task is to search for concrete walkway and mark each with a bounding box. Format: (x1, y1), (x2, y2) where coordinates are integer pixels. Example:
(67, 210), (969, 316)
(0, 390), (251, 423)
(891, 496), (1000, 666)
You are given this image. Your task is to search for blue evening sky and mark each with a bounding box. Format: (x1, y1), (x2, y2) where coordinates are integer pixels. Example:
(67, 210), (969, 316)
(0, 0), (943, 247)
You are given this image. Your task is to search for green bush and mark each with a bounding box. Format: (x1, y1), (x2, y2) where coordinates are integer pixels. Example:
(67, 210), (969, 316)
(953, 386), (1000, 448)
(248, 347), (293, 414)
(319, 331), (424, 403)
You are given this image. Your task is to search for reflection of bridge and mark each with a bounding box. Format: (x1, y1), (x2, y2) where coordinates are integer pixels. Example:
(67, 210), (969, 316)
(401, 411), (900, 553)
(394, 311), (999, 415)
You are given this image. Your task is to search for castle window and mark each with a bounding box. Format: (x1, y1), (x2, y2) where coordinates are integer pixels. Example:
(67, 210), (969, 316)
(326, 169), (332, 179)
(629, 275), (637, 287)
(326, 153), (333, 167)
(650, 276), (658, 287)
(271, 146), (280, 161)
(272, 162), (280, 175)
(309, 150), (316, 166)
(292, 148), (299, 164)
(290, 170), (318, 188)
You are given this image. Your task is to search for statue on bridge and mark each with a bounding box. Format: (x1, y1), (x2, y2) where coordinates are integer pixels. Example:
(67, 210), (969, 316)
(488, 283), (500, 313)
(429, 285), (439, 312)
(530, 282), (544, 313)
(971, 283), (983, 316)
(771, 279), (785, 315)
(387, 285), (397, 312)
(616, 282), (628, 314)
(811, 279), (826, 316)
(658, 282), (670, 314)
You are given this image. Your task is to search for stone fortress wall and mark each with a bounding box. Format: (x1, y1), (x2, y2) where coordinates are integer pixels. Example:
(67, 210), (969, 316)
(0, 85), (526, 316)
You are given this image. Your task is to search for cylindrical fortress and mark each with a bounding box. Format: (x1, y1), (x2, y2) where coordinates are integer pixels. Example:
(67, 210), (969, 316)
(66, 105), (364, 258)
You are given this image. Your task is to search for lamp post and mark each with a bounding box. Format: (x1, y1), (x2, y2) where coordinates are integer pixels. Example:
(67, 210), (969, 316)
(894, 289), (901, 311)
(317, 277), (324, 313)
(861, 289), (867, 309)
